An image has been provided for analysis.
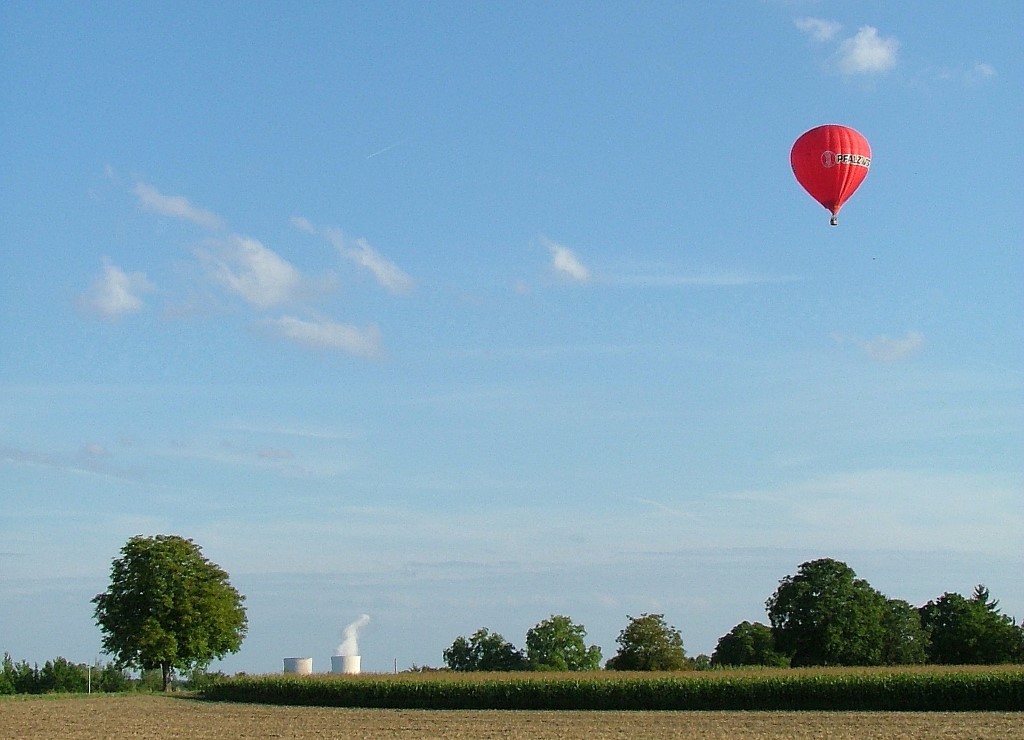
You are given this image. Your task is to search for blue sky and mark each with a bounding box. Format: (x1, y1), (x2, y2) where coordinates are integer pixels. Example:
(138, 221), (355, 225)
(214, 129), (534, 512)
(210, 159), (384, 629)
(2, 1), (1021, 673)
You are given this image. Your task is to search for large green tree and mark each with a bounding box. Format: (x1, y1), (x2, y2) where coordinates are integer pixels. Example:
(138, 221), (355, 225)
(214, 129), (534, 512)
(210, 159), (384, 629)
(443, 628), (527, 671)
(92, 535), (248, 691)
(766, 558), (887, 666)
(605, 613), (687, 671)
(525, 615), (602, 671)
(711, 621), (788, 667)
(920, 585), (1024, 664)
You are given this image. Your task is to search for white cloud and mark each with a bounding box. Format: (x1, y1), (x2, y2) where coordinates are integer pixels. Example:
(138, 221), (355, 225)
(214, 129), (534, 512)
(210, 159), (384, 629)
(78, 258), (156, 319)
(794, 17), (842, 42)
(542, 236), (590, 283)
(325, 230), (414, 294)
(836, 26), (899, 75)
(134, 182), (223, 230)
(198, 235), (305, 308)
(261, 315), (383, 358)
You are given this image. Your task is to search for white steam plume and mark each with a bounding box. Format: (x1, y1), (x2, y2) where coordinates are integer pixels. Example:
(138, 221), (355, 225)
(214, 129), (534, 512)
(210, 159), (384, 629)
(336, 614), (370, 656)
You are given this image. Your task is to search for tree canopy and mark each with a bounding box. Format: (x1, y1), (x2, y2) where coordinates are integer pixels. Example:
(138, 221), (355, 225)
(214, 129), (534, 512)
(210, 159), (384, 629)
(920, 585), (1024, 664)
(766, 558), (888, 667)
(711, 621), (787, 667)
(605, 613), (687, 671)
(525, 615), (602, 671)
(880, 598), (929, 665)
(443, 628), (527, 671)
(92, 535), (247, 691)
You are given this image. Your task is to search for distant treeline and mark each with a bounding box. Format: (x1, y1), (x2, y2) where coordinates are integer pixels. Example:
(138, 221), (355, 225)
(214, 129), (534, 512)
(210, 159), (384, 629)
(0, 654), (220, 695)
(1, 654), (130, 694)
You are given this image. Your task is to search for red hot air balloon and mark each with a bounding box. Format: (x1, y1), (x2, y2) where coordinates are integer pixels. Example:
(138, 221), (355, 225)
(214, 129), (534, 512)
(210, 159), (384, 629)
(791, 125), (871, 226)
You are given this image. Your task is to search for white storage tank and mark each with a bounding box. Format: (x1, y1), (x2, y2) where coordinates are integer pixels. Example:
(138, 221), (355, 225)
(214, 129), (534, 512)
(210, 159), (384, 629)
(283, 657), (313, 675)
(331, 655), (361, 674)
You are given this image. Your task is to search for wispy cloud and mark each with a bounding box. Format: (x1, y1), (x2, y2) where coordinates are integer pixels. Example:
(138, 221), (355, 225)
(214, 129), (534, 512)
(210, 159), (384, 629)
(324, 229), (414, 294)
(970, 63), (995, 79)
(833, 330), (925, 362)
(134, 182), (223, 230)
(858, 331), (925, 361)
(937, 62), (997, 85)
(452, 343), (640, 362)
(366, 140), (405, 159)
(794, 17), (842, 42)
(221, 421), (360, 441)
(78, 258), (156, 319)
(260, 315), (383, 358)
(81, 443), (109, 458)
(290, 216), (316, 234)
(197, 235), (306, 308)
(633, 497), (697, 519)
(0, 444), (135, 482)
(716, 469), (1020, 556)
(153, 437), (352, 480)
(221, 421), (361, 442)
(836, 26), (899, 75)
(256, 447), (294, 461)
(611, 271), (801, 288)
(542, 236), (590, 283)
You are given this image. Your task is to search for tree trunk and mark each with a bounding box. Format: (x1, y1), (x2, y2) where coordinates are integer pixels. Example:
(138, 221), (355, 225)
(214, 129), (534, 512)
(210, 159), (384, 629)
(162, 662), (171, 692)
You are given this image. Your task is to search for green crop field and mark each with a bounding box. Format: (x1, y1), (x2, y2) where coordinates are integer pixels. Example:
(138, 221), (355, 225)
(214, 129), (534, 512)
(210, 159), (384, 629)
(201, 665), (1024, 711)
(2, 694), (1023, 740)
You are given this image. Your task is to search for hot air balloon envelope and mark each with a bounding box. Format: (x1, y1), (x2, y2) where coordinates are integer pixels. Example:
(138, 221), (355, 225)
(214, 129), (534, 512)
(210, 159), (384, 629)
(791, 124), (871, 225)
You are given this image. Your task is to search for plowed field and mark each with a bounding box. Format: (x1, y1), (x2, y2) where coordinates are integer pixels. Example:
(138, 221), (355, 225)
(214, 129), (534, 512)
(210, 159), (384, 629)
(1, 694), (1021, 739)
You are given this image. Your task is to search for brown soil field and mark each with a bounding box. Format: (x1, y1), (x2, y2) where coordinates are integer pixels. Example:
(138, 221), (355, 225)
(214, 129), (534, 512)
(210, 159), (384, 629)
(1, 694), (1022, 739)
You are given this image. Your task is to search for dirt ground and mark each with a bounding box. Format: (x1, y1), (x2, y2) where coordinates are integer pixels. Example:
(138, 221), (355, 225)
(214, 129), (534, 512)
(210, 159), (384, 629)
(1, 695), (1022, 739)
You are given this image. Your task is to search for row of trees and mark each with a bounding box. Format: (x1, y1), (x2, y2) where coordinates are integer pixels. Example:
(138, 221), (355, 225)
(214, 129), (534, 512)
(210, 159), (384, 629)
(444, 613), (691, 672)
(0, 654), (225, 695)
(757, 558), (1023, 667)
(444, 615), (605, 672)
(0, 654), (130, 694)
(444, 559), (1024, 671)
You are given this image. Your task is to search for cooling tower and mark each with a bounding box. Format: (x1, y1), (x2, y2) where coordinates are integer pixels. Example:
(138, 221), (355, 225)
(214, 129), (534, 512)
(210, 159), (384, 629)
(283, 657), (313, 675)
(331, 655), (361, 674)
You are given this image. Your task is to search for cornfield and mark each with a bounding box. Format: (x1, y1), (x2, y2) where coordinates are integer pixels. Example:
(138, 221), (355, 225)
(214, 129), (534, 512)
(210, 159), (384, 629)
(201, 665), (1024, 711)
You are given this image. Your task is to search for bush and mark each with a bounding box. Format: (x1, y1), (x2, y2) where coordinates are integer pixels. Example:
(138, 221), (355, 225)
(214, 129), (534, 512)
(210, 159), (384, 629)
(39, 658), (88, 693)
